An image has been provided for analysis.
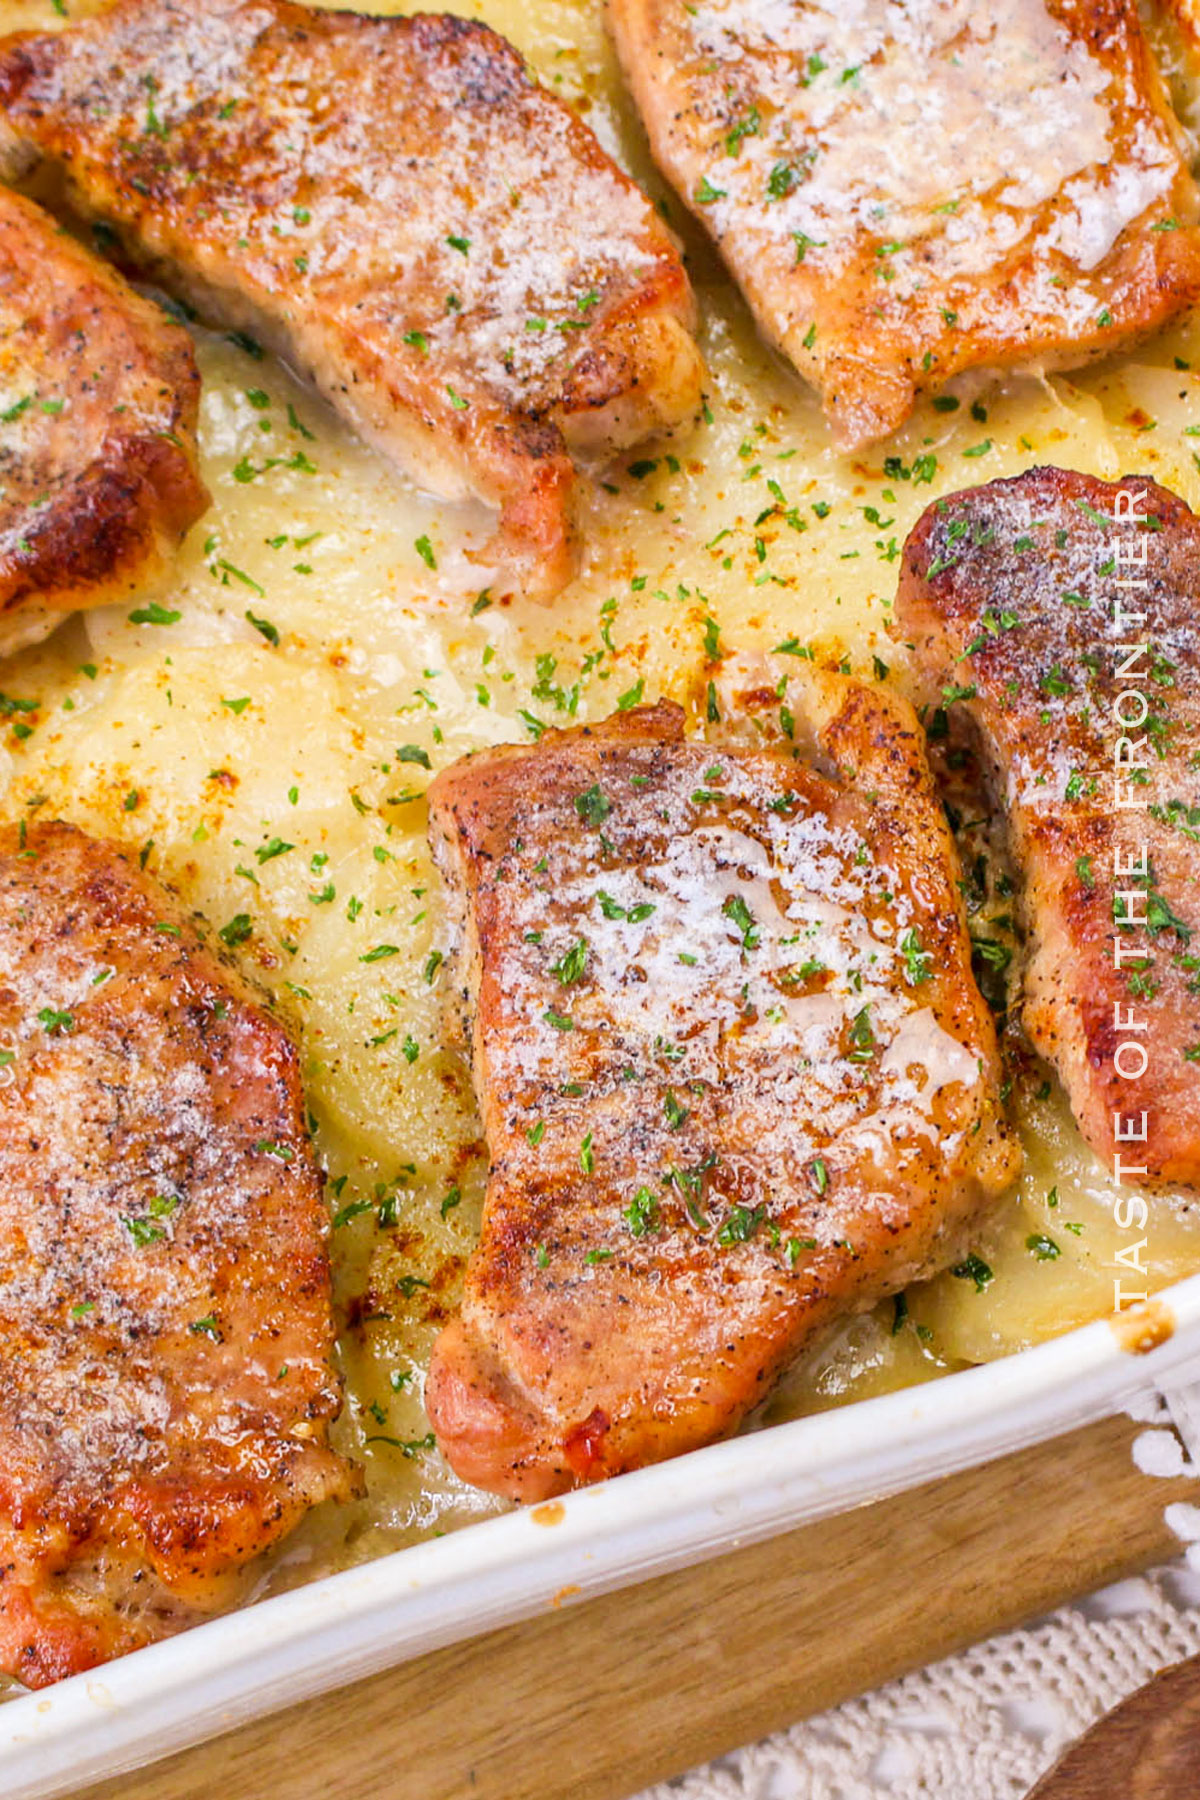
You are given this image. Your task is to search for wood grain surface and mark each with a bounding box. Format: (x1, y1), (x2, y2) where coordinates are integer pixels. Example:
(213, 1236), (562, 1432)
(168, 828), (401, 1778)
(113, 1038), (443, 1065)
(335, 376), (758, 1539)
(1029, 1649), (1200, 1798)
(64, 1412), (1191, 1800)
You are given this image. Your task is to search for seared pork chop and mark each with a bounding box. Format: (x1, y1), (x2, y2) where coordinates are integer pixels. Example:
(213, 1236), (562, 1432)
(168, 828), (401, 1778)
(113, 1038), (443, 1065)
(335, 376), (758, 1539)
(0, 185), (205, 657)
(0, 822), (355, 1688)
(425, 688), (1018, 1500)
(0, 0), (703, 600)
(607, 0), (1200, 448)
(897, 466), (1200, 1187)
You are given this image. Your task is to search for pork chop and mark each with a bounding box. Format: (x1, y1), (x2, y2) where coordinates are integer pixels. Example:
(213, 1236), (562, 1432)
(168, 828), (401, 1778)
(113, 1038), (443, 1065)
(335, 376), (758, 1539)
(607, 0), (1200, 448)
(0, 821), (356, 1688)
(897, 466), (1200, 1188)
(424, 687), (1019, 1500)
(0, 185), (206, 658)
(0, 0), (703, 600)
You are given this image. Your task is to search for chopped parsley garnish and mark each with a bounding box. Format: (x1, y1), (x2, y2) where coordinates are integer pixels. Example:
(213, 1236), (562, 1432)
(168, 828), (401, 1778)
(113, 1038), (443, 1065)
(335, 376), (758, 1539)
(551, 939), (589, 986)
(766, 161), (797, 199)
(365, 1432), (437, 1459)
(724, 106), (760, 155)
(245, 608), (280, 646)
(722, 893), (759, 950)
(847, 1006), (875, 1061)
(596, 891), (654, 923)
(702, 615), (722, 661)
(219, 913), (253, 947)
(128, 600), (180, 627)
(214, 557), (265, 594)
(663, 1090), (690, 1131)
(254, 1140), (295, 1162)
(625, 1187), (659, 1237)
(951, 1251), (994, 1292)
(574, 784), (611, 826)
(716, 1203), (766, 1247)
(122, 1214), (166, 1248)
(1147, 885), (1191, 941)
(900, 929), (933, 985)
(255, 836), (293, 864)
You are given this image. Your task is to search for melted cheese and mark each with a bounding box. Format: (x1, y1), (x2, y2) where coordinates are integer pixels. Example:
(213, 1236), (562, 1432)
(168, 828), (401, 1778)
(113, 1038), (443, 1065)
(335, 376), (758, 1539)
(1, 0), (1200, 1583)
(678, 0), (1152, 282)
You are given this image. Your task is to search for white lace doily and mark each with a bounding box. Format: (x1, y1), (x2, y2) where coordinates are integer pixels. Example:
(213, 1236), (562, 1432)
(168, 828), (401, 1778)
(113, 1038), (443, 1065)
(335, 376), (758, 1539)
(637, 1385), (1200, 1800)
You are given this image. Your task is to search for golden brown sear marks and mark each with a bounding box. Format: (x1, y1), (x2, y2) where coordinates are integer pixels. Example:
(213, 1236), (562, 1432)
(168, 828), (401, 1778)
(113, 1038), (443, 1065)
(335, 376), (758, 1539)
(0, 823), (356, 1689)
(0, 0), (703, 599)
(425, 686), (1018, 1500)
(0, 186), (206, 657)
(607, 0), (1200, 448)
(897, 466), (1200, 1187)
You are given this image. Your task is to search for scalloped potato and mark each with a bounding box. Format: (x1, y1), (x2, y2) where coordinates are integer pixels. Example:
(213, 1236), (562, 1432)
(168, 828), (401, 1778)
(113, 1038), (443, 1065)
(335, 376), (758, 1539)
(3, 0), (1200, 1577)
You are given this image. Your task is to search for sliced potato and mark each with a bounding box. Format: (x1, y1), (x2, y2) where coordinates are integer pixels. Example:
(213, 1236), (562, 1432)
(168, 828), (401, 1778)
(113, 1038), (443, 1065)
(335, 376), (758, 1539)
(0, 0), (1199, 1568)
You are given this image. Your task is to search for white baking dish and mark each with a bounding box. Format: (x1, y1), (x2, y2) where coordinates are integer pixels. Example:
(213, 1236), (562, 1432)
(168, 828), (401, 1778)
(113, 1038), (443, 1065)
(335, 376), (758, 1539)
(7, 1278), (1200, 1800)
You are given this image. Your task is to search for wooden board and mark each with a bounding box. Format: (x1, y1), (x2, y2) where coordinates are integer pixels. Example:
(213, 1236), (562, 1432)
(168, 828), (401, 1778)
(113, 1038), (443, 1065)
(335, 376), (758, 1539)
(67, 1412), (1193, 1800)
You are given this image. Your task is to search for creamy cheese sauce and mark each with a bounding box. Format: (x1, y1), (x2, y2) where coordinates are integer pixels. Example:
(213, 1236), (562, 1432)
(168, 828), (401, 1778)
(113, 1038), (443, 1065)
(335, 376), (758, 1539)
(1, 0), (1200, 1591)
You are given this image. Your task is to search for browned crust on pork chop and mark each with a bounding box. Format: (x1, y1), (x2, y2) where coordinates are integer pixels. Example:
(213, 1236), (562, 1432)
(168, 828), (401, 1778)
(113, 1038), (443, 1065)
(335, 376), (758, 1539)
(608, 0), (1200, 448)
(898, 465), (1200, 1187)
(0, 822), (356, 1688)
(0, 0), (702, 599)
(0, 186), (206, 656)
(424, 685), (1019, 1499)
